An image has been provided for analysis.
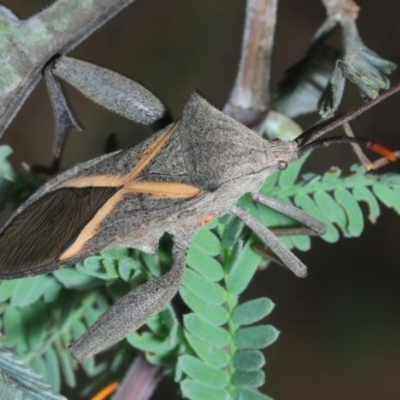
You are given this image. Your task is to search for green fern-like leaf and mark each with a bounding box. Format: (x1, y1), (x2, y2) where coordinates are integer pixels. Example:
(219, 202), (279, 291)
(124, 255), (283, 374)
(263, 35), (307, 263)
(0, 267), (109, 392)
(178, 222), (278, 399)
(0, 145), (40, 212)
(250, 160), (400, 250)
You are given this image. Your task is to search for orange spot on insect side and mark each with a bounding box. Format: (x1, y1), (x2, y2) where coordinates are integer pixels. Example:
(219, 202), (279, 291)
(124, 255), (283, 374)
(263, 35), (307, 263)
(367, 142), (398, 162)
(91, 381), (119, 400)
(199, 214), (214, 226)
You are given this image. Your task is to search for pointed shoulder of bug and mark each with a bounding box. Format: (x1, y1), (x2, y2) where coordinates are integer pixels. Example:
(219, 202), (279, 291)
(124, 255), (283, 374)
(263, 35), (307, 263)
(172, 93), (299, 199)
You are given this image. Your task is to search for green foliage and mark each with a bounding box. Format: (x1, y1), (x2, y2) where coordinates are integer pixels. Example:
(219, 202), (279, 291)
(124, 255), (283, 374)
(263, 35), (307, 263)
(240, 156), (400, 250)
(0, 143), (399, 399)
(0, 145), (37, 213)
(320, 46), (396, 118)
(178, 222), (277, 400)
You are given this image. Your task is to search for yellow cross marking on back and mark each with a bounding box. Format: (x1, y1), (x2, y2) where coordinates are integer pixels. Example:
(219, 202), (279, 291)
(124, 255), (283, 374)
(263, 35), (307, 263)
(59, 123), (200, 261)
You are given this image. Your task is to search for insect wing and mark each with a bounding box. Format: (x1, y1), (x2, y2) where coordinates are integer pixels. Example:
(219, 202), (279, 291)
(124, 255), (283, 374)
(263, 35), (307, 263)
(0, 186), (118, 278)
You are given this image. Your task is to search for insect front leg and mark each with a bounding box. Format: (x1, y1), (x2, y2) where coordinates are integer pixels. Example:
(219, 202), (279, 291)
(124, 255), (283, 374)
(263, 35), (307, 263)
(69, 245), (187, 362)
(231, 204), (309, 278)
(245, 193), (326, 271)
(251, 192), (326, 237)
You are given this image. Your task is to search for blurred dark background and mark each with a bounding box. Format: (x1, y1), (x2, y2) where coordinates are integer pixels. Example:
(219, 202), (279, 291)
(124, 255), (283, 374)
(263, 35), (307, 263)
(1, 1), (400, 399)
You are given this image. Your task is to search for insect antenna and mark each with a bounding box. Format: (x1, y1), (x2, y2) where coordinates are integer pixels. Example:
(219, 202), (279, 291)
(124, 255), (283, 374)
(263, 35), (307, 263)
(297, 135), (399, 162)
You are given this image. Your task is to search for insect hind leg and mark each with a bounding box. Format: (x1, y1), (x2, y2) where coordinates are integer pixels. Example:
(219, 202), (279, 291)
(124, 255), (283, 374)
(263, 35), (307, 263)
(69, 244), (187, 362)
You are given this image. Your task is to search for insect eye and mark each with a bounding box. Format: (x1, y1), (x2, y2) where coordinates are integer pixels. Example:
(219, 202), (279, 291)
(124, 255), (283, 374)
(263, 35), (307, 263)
(277, 160), (288, 170)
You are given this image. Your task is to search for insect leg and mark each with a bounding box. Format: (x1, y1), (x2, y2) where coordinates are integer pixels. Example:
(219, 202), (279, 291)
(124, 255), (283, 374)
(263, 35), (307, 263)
(44, 63), (82, 167)
(251, 192), (326, 237)
(69, 245), (187, 362)
(250, 192), (326, 269)
(231, 205), (308, 278)
(51, 56), (170, 127)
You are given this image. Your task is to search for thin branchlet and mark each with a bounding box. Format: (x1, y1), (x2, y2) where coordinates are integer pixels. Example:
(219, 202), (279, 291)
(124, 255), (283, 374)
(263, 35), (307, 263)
(296, 82), (400, 146)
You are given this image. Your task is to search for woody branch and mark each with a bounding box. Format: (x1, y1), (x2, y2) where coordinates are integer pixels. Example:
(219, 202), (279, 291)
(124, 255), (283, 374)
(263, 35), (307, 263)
(224, 0), (278, 128)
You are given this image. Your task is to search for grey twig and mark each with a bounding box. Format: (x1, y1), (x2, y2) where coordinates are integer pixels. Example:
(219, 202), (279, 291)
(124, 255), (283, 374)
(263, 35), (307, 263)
(113, 355), (163, 400)
(321, 0), (360, 23)
(224, 0), (278, 128)
(321, 0), (361, 51)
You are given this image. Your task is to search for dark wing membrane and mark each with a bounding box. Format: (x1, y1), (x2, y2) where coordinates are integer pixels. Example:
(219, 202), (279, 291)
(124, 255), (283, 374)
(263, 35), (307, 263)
(0, 186), (118, 278)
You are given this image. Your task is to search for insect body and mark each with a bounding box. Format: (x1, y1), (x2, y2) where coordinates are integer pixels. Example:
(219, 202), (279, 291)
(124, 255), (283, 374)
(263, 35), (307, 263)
(0, 92), (299, 275)
(0, 56), (394, 361)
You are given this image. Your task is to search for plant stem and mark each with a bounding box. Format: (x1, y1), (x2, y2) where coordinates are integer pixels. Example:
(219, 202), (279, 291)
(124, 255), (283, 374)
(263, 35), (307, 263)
(113, 355), (163, 400)
(224, 0), (278, 128)
(298, 82), (400, 145)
